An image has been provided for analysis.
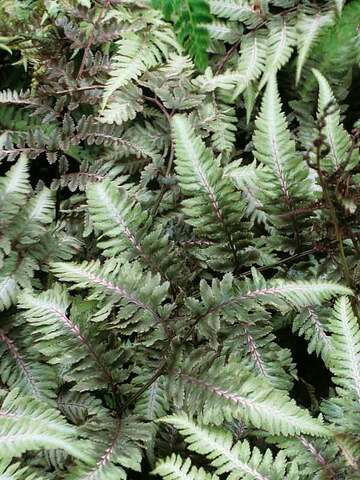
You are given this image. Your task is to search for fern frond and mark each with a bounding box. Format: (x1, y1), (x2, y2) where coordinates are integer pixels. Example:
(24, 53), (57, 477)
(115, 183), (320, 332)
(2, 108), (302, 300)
(86, 180), (178, 280)
(295, 9), (334, 84)
(0, 328), (56, 400)
(206, 20), (242, 43)
(154, 0), (212, 70)
(292, 306), (333, 363)
(0, 459), (41, 480)
(99, 84), (143, 126)
(328, 296), (360, 403)
(172, 114), (250, 271)
(253, 75), (312, 248)
(102, 29), (177, 108)
(258, 17), (296, 90)
(66, 414), (151, 480)
(51, 260), (170, 337)
(161, 412), (300, 479)
(18, 285), (117, 391)
(209, 0), (263, 27)
(153, 454), (218, 480)
(313, 69), (352, 171)
(0, 389), (88, 461)
(0, 155), (30, 226)
(0, 277), (18, 311)
(195, 30), (267, 93)
(173, 360), (330, 436)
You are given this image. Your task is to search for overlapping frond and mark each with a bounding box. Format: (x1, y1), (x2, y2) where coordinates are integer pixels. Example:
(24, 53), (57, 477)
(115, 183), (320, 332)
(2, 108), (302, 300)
(51, 259), (170, 338)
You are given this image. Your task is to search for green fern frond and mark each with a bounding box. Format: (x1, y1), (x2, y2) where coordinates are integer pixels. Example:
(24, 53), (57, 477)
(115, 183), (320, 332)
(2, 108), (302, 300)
(0, 459), (41, 480)
(99, 85), (143, 126)
(18, 285), (117, 391)
(102, 29), (178, 108)
(253, 75), (312, 248)
(209, 0), (263, 27)
(66, 414), (151, 480)
(0, 277), (18, 311)
(0, 327), (56, 400)
(153, 0), (212, 70)
(51, 260), (170, 336)
(0, 155), (30, 226)
(292, 306), (333, 363)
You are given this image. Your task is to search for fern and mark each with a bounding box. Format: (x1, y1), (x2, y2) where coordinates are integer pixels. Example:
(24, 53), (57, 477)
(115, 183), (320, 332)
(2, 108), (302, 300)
(1, 0), (360, 477)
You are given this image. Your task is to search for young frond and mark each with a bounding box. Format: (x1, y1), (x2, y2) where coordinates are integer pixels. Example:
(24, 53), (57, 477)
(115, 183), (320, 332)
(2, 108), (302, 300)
(172, 114), (250, 271)
(0, 389), (88, 461)
(153, 454), (218, 480)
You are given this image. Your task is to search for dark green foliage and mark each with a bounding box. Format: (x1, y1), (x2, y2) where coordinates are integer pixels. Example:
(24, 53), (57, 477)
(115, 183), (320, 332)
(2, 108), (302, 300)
(152, 0), (212, 69)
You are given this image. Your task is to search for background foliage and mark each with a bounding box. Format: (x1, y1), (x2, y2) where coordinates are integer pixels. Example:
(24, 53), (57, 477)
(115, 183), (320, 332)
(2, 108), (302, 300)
(0, 0), (360, 478)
